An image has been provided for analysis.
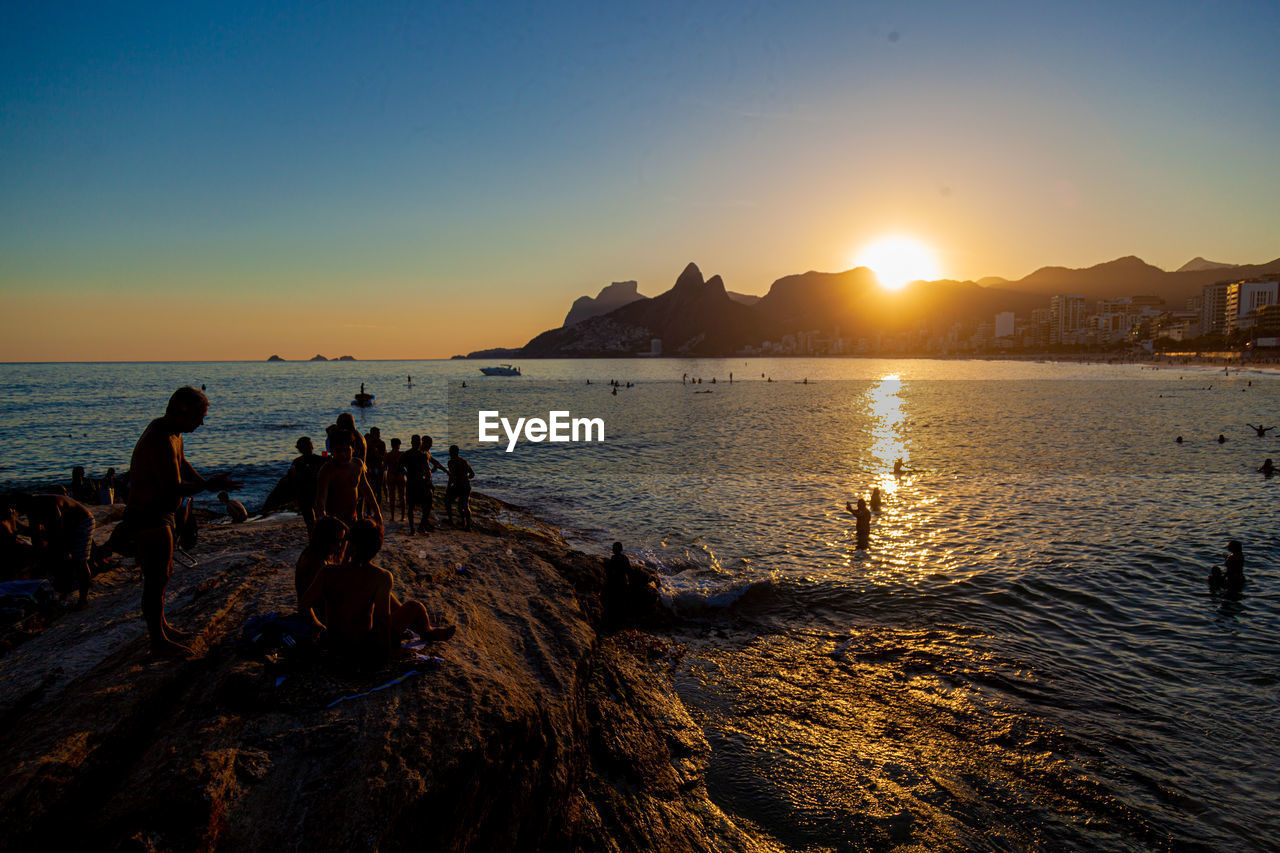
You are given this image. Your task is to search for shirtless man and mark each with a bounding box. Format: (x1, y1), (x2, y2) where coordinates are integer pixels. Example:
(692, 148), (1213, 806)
(383, 437), (405, 522)
(128, 386), (241, 657)
(218, 491), (248, 523)
(17, 493), (95, 608)
(299, 519), (454, 663)
(1246, 423), (1274, 437)
(314, 434), (383, 529)
(444, 444), (475, 530)
(400, 435), (427, 533)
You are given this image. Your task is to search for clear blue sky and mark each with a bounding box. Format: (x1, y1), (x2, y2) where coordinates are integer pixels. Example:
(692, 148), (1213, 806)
(3, 0), (1277, 359)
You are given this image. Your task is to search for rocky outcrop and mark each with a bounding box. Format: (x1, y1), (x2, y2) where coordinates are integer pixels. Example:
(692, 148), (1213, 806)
(266, 355), (285, 362)
(309, 354), (328, 361)
(0, 502), (770, 852)
(523, 264), (768, 357)
(564, 282), (648, 328)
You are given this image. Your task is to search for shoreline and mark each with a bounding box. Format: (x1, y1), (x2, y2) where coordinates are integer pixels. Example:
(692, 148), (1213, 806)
(0, 498), (764, 851)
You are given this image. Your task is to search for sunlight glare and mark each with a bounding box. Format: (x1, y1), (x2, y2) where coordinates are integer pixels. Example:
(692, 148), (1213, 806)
(854, 236), (941, 291)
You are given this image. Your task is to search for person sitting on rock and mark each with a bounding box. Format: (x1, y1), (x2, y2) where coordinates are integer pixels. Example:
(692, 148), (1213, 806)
(15, 493), (95, 609)
(218, 491), (248, 523)
(603, 541), (660, 627)
(295, 516), (348, 627)
(300, 519), (453, 665)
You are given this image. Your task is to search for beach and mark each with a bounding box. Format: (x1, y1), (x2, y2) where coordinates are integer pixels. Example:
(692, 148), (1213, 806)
(0, 498), (772, 851)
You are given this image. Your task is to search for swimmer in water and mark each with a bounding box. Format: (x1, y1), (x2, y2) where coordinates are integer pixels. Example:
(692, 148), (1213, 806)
(869, 487), (882, 512)
(1246, 423), (1274, 437)
(846, 499), (871, 549)
(1217, 434), (1227, 444)
(893, 458), (904, 476)
(1175, 436), (1184, 444)
(1260, 458), (1275, 477)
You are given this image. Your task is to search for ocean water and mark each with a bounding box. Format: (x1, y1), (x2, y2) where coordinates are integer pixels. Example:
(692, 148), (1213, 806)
(2, 357), (1277, 850)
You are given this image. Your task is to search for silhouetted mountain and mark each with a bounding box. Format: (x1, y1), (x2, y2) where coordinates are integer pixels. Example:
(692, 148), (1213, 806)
(726, 291), (761, 306)
(976, 276), (1009, 286)
(1002, 255), (1280, 304)
(1177, 257), (1237, 273)
(506, 253), (1280, 358)
(523, 263), (767, 356)
(563, 281), (648, 327)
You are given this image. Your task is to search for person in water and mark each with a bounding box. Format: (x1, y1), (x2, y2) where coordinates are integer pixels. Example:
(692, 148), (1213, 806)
(1217, 434), (1227, 444)
(1260, 458), (1275, 477)
(445, 445), (475, 530)
(893, 458), (904, 476)
(127, 386), (241, 657)
(1210, 541), (1246, 595)
(846, 499), (872, 548)
(869, 487), (882, 512)
(300, 519), (454, 665)
(1246, 423), (1274, 437)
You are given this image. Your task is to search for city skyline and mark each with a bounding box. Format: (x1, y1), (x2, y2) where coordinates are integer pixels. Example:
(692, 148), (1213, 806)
(3, 1), (1279, 361)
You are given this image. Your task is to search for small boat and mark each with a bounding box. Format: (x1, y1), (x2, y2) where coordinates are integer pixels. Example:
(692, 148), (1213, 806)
(480, 364), (522, 376)
(352, 393), (375, 408)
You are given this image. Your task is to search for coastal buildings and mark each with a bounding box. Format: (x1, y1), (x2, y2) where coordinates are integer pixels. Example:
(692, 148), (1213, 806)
(1048, 295), (1086, 345)
(1224, 279), (1279, 334)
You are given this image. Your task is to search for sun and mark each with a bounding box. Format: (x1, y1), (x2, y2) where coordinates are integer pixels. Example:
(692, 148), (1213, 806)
(854, 236), (941, 291)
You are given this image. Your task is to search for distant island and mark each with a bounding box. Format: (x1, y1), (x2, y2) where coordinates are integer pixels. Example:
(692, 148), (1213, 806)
(460, 253), (1280, 359)
(267, 354), (285, 362)
(309, 355), (328, 361)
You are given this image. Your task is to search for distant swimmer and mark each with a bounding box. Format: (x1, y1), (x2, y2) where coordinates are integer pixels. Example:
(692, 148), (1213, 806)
(869, 487), (882, 512)
(1217, 434), (1227, 444)
(893, 458), (904, 477)
(1175, 436), (1184, 444)
(846, 499), (871, 549)
(1246, 423), (1274, 437)
(612, 387), (618, 395)
(1260, 458), (1275, 477)
(1209, 541), (1246, 595)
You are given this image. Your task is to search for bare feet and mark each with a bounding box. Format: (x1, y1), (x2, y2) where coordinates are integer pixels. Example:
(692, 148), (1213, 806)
(422, 624), (456, 642)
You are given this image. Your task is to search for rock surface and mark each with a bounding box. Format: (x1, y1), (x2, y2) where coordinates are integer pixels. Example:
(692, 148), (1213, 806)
(0, 501), (774, 852)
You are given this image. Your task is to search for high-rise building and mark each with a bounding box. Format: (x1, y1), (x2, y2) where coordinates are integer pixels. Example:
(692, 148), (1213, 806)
(1049, 295), (1086, 344)
(1225, 279), (1279, 334)
(1201, 281), (1232, 337)
(994, 312), (1015, 339)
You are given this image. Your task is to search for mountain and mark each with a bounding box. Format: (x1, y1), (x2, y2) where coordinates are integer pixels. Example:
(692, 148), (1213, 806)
(726, 291), (761, 306)
(1177, 257), (1237, 273)
(563, 281), (647, 327)
(524, 263), (767, 356)
(1001, 255), (1280, 305)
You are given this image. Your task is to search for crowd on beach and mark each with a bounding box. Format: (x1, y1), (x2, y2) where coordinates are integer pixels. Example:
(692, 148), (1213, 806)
(0, 386), (659, 666)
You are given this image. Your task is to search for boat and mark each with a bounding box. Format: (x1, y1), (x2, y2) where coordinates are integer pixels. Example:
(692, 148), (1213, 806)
(351, 394), (374, 407)
(479, 364), (522, 376)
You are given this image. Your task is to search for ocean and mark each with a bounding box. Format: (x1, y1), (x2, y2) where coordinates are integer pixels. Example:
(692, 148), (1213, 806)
(2, 357), (1277, 851)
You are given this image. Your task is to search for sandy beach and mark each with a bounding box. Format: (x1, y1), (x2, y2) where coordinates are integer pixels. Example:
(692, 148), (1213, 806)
(0, 497), (765, 852)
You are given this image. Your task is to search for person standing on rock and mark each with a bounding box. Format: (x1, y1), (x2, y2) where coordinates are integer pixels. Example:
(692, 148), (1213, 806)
(127, 386), (241, 658)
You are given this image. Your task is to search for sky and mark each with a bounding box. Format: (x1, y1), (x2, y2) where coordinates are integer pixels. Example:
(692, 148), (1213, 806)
(2, 0), (1278, 361)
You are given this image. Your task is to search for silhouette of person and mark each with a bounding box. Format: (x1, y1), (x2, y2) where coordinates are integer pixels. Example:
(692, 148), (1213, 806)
(1217, 434), (1227, 444)
(127, 386), (241, 657)
(869, 487), (882, 512)
(1260, 459), (1275, 477)
(1247, 423), (1274, 437)
(846, 499), (871, 549)
(893, 458), (904, 476)
(1175, 436), (1184, 444)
